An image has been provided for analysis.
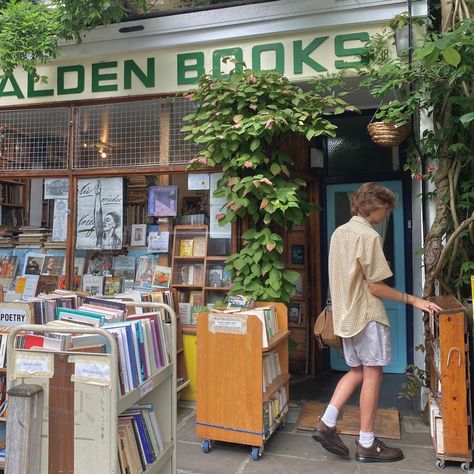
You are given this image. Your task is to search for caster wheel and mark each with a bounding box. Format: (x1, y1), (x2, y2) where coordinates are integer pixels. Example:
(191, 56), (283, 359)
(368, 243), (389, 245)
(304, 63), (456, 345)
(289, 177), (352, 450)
(436, 459), (446, 470)
(251, 446), (263, 461)
(201, 439), (211, 454)
(461, 462), (470, 471)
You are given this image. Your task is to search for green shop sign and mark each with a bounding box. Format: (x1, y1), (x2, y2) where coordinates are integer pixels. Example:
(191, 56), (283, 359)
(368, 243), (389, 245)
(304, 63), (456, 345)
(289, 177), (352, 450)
(0, 31), (371, 104)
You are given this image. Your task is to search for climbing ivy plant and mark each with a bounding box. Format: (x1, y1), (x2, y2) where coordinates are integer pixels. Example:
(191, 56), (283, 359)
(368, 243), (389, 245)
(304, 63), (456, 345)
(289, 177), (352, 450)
(183, 59), (355, 302)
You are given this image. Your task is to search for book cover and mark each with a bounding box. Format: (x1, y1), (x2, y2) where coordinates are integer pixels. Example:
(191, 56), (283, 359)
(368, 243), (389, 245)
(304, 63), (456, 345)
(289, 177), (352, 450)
(135, 256), (156, 288)
(113, 255), (136, 280)
(147, 185), (178, 217)
(82, 274), (104, 296)
(152, 265), (171, 288)
(103, 276), (123, 296)
(0, 255), (18, 278)
(86, 251), (113, 276)
(179, 239), (194, 256)
(36, 275), (60, 296)
(147, 226), (169, 253)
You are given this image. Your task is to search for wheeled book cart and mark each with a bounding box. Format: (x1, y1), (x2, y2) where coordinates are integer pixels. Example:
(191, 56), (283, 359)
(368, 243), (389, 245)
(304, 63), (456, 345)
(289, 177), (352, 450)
(196, 302), (290, 461)
(428, 296), (472, 472)
(6, 301), (177, 474)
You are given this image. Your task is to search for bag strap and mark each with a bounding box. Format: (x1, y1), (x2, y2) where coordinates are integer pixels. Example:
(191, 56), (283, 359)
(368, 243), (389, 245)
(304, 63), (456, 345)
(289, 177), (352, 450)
(326, 287), (332, 306)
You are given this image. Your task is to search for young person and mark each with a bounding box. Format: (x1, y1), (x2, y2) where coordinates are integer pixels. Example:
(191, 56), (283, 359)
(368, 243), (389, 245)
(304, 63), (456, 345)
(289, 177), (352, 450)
(312, 182), (442, 463)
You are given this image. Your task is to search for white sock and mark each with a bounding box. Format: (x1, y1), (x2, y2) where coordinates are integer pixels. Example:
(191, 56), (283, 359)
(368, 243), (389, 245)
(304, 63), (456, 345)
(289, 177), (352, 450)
(321, 404), (339, 428)
(359, 431), (375, 448)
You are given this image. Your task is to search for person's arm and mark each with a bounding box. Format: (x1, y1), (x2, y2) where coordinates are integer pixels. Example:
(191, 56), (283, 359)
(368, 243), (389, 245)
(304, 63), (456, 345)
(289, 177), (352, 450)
(367, 281), (443, 313)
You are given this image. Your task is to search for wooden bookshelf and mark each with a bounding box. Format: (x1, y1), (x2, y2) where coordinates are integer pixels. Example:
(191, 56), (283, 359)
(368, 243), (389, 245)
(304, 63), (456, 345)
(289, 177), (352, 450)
(196, 302), (289, 460)
(0, 178), (26, 227)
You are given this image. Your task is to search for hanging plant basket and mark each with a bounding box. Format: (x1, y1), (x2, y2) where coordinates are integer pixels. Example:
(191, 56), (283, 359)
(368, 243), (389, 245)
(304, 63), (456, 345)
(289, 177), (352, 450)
(367, 122), (411, 147)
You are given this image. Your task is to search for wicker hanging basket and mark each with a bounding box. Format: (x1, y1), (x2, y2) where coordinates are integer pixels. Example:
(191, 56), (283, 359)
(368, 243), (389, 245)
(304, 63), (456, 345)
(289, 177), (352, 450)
(367, 122), (411, 147)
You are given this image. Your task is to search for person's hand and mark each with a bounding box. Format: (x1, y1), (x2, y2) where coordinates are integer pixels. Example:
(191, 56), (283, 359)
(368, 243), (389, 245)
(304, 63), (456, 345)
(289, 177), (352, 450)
(410, 296), (443, 314)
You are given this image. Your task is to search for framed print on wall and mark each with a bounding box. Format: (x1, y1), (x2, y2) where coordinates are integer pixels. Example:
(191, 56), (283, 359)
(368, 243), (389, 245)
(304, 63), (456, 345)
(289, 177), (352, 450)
(130, 224), (147, 247)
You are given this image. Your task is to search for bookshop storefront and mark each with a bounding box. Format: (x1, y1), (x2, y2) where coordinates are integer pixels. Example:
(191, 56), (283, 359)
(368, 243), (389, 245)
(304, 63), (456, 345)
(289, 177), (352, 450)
(0, 1), (424, 377)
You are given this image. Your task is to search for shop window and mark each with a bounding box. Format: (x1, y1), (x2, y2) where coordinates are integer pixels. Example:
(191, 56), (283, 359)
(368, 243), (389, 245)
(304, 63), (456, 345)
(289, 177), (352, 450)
(73, 98), (198, 169)
(0, 107), (70, 171)
(326, 115), (397, 179)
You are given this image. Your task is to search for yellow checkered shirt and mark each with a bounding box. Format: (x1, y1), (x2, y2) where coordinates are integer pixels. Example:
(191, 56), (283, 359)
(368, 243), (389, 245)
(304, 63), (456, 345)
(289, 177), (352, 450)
(328, 216), (393, 337)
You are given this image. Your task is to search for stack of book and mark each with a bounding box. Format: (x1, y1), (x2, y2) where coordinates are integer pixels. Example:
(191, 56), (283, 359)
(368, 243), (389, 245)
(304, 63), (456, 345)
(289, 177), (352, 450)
(43, 236), (67, 249)
(0, 227), (18, 248)
(16, 226), (50, 248)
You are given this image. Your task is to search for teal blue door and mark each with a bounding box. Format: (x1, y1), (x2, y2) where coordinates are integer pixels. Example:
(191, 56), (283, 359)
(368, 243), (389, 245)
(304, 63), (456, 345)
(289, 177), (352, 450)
(326, 180), (406, 373)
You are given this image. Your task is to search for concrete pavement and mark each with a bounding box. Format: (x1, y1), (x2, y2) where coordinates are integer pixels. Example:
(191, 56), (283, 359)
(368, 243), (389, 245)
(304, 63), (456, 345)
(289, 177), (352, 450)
(176, 400), (469, 473)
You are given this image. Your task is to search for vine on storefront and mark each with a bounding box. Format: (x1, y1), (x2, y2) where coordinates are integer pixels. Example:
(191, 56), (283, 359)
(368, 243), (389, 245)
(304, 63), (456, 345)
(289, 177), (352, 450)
(358, 7), (474, 301)
(183, 59), (355, 302)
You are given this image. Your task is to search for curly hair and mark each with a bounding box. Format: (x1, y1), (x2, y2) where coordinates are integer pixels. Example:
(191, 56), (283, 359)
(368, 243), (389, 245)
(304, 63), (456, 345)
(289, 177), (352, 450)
(351, 182), (397, 217)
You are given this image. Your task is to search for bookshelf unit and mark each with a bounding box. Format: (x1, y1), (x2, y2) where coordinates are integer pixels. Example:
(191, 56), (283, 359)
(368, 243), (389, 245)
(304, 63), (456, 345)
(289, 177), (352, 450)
(5, 300), (177, 474)
(171, 225), (231, 314)
(427, 295), (472, 471)
(0, 178), (26, 227)
(196, 302), (289, 460)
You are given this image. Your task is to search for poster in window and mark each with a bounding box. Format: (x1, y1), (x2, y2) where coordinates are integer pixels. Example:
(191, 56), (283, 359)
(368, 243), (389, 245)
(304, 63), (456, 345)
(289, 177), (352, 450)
(52, 199), (68, 242)
(44, 179), (69, 200)
(76, 177), (123, 250)
(148, 185), (178, 217)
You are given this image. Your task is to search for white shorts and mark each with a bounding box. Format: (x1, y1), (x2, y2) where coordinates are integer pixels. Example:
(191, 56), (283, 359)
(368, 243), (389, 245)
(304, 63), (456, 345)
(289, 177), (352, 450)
(342, 321), (391, 367)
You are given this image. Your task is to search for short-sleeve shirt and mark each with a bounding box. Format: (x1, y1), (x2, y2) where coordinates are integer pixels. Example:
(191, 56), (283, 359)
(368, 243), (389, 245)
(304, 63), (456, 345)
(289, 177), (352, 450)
(328, 216), (393, 337)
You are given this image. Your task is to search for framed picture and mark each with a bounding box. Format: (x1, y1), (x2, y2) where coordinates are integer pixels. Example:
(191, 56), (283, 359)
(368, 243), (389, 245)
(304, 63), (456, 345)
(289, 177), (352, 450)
(23, 254), (45, 276)
(41, 255), (65, 275)
(148, 185), (178, 217)
(291, 244), (305, 265)
(207, 265), (224, 287)
(288, 302), (305, 325)
(130, 224), (147, 247)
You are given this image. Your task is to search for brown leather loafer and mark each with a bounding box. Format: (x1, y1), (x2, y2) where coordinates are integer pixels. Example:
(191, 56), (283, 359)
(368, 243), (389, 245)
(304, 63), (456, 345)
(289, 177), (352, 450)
(355, 438), (404, 463)
(312, 420), (349, 457)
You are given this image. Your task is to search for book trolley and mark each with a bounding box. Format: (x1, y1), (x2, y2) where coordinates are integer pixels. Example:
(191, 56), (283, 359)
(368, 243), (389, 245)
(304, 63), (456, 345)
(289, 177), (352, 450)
(5, 301), (177, 474)
(196, 302), (290, 461)
(427, 296), (472, 471)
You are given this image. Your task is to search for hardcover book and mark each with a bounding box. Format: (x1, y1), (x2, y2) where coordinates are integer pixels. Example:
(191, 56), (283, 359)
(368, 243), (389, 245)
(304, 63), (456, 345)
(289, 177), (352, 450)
(152, 266), (172, 289)
(179, 239), (194, 256)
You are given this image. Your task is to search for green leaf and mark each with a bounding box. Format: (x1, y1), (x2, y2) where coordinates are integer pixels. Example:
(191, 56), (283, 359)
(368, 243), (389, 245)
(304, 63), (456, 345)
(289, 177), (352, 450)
(250, 139), (260, 152)
(460, 112), (474, 127)
(443, 47), (461, 67)
(415, 43), (436, 58)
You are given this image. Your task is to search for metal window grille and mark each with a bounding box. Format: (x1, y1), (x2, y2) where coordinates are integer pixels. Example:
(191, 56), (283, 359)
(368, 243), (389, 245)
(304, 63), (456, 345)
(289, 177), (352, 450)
(73, 97), (198, 169)
(0, 107), (70, 171)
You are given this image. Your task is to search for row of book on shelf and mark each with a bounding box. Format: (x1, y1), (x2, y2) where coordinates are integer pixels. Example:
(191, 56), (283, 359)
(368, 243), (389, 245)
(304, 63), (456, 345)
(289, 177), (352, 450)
(263, 387), (288, 438)
(1, 289), (176, 398)
(118, 403), (165, 473)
